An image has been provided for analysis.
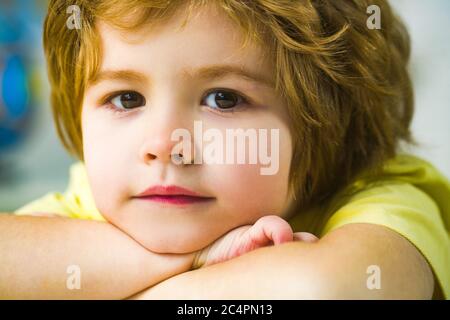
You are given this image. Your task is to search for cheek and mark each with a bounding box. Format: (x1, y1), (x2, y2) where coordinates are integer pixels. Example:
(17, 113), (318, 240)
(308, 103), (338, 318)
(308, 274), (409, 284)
(216, 167), (288, 215)
(200, 115), (293, 223)
(205, 134), (292, 223)
(81, 109), (133, 216)
(82, 109), (129, 160)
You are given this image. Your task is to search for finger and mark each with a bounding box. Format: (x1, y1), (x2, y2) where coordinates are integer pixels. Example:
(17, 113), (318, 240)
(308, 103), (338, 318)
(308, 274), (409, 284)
(245, 222), (275, 250)
(253, 215), (293, 245)
(293, 232), (319, 243)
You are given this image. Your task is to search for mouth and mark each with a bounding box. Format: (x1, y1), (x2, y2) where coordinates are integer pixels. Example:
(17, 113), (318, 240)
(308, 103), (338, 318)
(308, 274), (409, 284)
(133, 185), (215, 206)
(137, 195), (214, 205)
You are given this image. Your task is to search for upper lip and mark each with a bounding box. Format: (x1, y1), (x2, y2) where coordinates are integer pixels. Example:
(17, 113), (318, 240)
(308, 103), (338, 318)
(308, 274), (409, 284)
(134, 185), (212, 198)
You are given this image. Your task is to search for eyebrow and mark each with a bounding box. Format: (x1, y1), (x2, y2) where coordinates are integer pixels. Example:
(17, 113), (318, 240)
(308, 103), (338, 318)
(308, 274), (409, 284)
(88, 70), (148, 87)
(183, 64), (275, 88)
(88, 64), (275, 89)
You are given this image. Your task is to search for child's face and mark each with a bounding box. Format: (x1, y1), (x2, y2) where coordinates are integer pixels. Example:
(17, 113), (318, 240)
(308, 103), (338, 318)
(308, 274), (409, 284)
(81, 4), (293, 253)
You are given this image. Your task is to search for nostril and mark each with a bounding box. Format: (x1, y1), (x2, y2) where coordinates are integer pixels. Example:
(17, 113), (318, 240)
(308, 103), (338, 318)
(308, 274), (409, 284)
(171, 153), (184, 164)
(146, 153), (157, 161)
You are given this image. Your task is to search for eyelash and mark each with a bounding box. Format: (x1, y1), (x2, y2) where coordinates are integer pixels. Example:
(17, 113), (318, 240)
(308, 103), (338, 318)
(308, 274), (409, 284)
(101, 90), (142, 115)
(100, 88), (251, 115)
(201, 88), (250, 114)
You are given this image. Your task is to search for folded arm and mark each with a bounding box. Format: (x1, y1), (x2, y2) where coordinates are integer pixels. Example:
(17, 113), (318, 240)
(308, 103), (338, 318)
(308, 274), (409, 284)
(0, 213), (302, 299)
(132, 223), (434, 299)
(0, 214), (194, 299)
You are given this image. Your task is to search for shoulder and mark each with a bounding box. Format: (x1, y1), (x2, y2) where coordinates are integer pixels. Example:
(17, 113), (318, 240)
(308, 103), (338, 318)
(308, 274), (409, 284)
(15, 162), (104, 221)
(311, 222), (435, 299)
(320, 153), (450, 298)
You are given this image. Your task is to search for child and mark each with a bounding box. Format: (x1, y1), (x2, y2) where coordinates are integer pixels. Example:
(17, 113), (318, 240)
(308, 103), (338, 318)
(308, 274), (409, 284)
(2, 0), (449, 299)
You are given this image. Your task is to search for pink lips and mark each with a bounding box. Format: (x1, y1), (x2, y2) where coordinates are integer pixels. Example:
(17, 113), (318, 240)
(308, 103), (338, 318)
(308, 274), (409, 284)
(134, 185), (214, 205)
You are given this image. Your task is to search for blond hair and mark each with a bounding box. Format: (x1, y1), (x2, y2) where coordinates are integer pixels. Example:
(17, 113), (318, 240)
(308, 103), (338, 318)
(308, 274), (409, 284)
(44, 0), (414, 210)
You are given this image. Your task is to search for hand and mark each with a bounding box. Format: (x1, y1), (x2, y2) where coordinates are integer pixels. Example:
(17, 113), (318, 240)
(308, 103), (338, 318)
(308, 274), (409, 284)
(192, 215), (318, 269)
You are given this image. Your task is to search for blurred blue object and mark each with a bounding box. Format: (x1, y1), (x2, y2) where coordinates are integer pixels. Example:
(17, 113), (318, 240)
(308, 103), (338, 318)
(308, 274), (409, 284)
(0, 54), (30, 149)
(0, 0), (41, 152)
(2, 54), (29, 119)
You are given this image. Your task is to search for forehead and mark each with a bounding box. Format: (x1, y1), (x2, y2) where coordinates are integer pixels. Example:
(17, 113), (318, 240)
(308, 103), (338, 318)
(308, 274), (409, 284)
(96, 3), (273, 77)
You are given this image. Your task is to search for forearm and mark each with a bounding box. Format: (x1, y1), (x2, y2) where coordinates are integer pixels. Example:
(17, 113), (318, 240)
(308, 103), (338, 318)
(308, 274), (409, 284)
(131, 242), (322, 300)
(0, 214), (194, 299)
(131, 224), (434, 299)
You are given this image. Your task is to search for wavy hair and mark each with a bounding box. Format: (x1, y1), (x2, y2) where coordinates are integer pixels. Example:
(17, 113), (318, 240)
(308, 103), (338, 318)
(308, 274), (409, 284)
(44, 0), (414, 210)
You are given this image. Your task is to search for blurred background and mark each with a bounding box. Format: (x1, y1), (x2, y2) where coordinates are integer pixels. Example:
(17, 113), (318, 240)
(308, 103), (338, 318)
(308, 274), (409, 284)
(0, 0), (449, 212)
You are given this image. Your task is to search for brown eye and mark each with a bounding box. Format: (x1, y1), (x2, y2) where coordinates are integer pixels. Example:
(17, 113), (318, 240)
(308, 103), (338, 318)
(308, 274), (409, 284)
(110, 91), (146, 110)
(202, 89), (246, 111)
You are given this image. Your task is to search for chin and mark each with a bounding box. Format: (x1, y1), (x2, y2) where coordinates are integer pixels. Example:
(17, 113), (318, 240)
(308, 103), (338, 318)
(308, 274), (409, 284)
(136, 232), (211, 254)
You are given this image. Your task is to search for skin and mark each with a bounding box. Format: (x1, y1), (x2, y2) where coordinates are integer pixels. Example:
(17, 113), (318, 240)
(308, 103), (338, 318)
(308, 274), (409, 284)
(0, 212), (314, 299)
(132, 223), (435, 300)
(81, 3), (294, 254)
(0, 215), (194, 299)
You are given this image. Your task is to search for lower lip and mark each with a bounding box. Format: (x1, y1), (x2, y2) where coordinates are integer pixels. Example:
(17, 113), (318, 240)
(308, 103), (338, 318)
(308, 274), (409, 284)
(136, 195), (214, 205)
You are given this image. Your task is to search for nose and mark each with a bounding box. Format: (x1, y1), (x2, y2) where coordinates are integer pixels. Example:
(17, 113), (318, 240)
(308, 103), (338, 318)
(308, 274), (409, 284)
(138, 107), (193, 165)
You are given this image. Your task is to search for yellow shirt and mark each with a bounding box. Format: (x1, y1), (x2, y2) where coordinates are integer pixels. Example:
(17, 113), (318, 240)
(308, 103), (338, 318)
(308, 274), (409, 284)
(15, 154), (450, 298)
